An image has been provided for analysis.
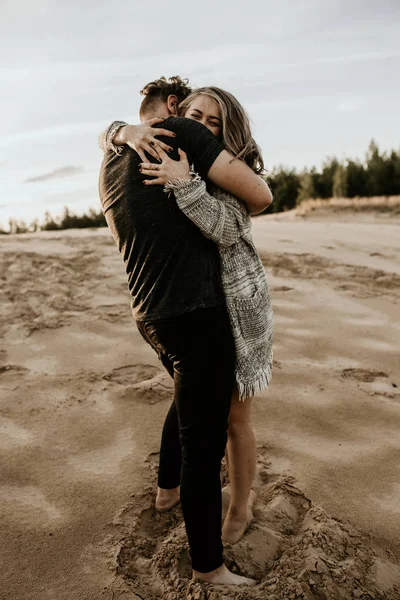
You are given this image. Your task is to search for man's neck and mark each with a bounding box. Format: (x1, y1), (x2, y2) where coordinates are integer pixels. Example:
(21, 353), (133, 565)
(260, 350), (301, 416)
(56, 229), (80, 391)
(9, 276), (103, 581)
(140, 109), (172, 122)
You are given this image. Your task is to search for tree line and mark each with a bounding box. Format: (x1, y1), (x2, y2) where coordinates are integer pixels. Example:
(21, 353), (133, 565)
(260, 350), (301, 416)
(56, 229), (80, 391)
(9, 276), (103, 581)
(3, 139), (399, 234)
(264, 140), (400, 213)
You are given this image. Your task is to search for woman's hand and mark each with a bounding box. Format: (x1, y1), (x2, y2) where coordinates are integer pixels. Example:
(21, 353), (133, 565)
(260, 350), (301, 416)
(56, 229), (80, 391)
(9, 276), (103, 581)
(120, 118), (177, 162)
(140, 147), (191, 186)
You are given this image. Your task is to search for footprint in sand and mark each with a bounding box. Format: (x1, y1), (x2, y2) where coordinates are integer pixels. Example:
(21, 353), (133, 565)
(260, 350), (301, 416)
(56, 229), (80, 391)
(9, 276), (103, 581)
(0, 364), (29, 376)
(104, 364), (174, 404)
(0, 364), (29, 391)
(341, 368), (400, 401)
(104, 364), (160, 385)
(112, 446), (400, 599)
(341, 368), (388, 383)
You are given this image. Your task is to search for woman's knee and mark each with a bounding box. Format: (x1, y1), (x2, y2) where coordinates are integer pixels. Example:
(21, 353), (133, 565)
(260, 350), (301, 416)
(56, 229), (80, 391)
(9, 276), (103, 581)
(228, 393), (253, 429)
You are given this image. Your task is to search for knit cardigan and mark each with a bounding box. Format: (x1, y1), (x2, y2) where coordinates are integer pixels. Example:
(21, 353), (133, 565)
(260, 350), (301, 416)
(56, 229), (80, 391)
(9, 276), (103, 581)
(164, 175), (274, 400)
(99, 121), (274, 400)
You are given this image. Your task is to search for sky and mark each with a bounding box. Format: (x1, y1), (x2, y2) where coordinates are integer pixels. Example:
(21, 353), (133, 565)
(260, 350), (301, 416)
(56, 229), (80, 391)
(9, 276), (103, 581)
(0, 0), (399, 227)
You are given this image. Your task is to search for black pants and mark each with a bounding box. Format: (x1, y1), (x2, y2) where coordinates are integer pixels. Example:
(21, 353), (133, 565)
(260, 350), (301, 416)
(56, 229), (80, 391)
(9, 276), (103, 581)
(136, 303), (236, 573)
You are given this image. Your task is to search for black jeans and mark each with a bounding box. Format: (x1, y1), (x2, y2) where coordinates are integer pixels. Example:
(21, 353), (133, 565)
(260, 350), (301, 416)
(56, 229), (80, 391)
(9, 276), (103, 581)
(136, 303), (236, 573)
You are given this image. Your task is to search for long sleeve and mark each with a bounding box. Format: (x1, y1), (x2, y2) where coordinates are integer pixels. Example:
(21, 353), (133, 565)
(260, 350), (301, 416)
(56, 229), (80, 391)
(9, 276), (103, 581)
(164, 176), (248, 249)
(98, 120), (128, 155)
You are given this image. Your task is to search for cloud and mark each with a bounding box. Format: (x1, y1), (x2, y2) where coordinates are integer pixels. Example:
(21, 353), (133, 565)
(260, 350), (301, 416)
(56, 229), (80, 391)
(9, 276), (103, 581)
(0, 115), (139, 147)
(337, 98), (365, 113)
(24, 166), (83, 183)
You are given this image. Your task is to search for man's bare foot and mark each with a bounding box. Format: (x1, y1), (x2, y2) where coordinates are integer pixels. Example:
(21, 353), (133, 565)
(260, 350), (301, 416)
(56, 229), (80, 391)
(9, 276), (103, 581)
(155, 486), (180, 512)
(222, 489), (257, 544)
(193, 563), (257, 586)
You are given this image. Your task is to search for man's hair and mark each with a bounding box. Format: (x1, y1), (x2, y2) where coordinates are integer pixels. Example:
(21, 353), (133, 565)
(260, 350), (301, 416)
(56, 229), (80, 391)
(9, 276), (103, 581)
(139, 76), (192, 117)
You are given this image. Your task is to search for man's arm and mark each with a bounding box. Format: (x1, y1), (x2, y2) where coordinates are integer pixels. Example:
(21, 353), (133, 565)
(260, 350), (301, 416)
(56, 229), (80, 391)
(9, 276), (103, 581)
(207, 151), (273, 215)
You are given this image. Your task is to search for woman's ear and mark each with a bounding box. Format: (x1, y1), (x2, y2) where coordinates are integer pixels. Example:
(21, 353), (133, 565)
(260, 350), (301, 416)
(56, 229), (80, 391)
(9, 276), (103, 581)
(167, 94), (179, 115)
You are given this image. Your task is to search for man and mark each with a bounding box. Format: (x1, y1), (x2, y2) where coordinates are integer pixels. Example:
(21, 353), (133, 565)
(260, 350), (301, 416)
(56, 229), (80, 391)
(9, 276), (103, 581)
(98, 76), (272, 586)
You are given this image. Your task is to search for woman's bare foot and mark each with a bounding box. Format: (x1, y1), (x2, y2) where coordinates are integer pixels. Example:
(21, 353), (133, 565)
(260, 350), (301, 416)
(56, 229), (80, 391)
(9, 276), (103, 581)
(155, 486), (180, 512)
(193, 563), (257, 586)
(222, 489), (257, 544)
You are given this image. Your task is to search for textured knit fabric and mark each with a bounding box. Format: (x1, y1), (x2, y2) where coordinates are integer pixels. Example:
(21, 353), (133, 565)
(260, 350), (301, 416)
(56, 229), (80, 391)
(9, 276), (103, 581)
(164, 175), (274, 400)
(98, 120), (127, 156)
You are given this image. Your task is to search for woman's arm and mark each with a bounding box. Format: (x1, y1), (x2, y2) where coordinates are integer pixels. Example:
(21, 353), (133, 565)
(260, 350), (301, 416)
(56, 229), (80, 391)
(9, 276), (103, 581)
(141, 148), (246, 249)
(98, 121), (128, 155)
(98, 119), (176, 162)
(170, 178), (245, 249)
(208, 150), (273, 215)
(101, 118), (273, 215)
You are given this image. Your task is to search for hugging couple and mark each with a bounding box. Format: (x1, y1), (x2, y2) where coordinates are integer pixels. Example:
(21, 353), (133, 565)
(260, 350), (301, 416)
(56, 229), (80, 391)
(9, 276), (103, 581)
(98, 76), (274, 587)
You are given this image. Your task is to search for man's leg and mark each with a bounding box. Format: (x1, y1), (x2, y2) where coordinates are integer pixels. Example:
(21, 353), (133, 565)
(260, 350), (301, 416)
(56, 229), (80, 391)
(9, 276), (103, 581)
(156, 399), (181, 511)
(144, 305), (234, 571)
(136, 321), (181, 507)
(140, 307), (257, 585)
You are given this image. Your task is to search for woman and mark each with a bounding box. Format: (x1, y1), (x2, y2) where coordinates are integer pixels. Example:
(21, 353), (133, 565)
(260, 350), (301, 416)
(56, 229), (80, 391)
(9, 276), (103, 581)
(99, 87), (274, 546)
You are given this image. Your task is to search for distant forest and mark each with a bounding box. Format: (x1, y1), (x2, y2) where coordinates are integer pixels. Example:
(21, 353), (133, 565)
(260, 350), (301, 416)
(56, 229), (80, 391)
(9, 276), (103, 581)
(265, 139), (400, 214)
(5, 139), (400, 234)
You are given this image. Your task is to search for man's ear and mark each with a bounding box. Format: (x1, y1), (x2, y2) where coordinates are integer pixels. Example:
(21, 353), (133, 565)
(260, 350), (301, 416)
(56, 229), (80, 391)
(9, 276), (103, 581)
(167, 94), (179, 115)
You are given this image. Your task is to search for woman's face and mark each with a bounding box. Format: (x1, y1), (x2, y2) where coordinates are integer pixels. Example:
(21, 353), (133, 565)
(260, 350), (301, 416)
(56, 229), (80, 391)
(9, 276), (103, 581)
(184, 95), (222, 139)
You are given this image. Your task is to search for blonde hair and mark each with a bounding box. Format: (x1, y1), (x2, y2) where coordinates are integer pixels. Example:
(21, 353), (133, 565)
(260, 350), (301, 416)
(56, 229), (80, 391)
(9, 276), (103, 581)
(179, 86), (265, 175)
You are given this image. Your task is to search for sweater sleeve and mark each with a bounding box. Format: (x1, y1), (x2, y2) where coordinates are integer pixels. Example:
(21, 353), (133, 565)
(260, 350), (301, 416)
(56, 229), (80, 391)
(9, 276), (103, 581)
(164, 176), (247, 249)
(98, 121), (128, 155)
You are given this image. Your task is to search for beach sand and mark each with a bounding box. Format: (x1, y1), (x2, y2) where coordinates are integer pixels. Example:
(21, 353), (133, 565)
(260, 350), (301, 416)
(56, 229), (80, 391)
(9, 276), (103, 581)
(1, 209), (400, 599)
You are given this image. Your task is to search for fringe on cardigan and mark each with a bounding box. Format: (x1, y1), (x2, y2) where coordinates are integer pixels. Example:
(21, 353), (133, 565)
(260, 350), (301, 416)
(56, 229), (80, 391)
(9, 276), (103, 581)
(236, 358), (273, 402)
(164, 171), (201, 197)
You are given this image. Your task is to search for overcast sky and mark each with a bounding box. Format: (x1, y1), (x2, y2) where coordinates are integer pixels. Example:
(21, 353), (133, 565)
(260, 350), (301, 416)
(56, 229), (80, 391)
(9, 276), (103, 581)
(0, 0), (399, 226)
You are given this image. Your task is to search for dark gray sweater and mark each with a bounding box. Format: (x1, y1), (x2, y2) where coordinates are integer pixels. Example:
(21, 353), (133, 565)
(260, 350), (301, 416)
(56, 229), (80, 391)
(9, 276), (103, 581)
(98, 117), (226, 321)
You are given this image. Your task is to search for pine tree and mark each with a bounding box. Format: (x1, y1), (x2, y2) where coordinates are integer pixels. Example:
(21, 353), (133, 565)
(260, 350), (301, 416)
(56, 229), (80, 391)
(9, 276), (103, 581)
(297, 171), (316, 203)
(333, 164), (348, 197)
(346, 159), (366, 197)
(265, 168), (300, 213)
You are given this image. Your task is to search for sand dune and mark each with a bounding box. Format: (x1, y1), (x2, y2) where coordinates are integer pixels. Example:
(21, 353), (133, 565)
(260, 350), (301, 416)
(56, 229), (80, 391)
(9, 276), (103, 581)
(1, 211), (399, 599)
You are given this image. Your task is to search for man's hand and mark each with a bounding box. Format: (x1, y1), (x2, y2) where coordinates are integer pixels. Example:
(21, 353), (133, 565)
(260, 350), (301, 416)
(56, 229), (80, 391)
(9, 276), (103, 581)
(140, 148), (191, 186)
(115, 118), (177, 163)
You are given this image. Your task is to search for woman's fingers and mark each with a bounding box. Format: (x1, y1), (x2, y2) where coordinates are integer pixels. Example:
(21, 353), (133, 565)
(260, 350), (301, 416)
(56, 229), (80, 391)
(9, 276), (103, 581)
(178, 148), (188, 161)
(155, 146), (169, 160)
(153, 139), (174, 153)
(152, 127), (176, 139)
(140, 166), (163, 177)
(136, 149), (148, 163)
(127, 140), (159, 161)
(143, 177), (165, 186)
(142, 143), (160, 161)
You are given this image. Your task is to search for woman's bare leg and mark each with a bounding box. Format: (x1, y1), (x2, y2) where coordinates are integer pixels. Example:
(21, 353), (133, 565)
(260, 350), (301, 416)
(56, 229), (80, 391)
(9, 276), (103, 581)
(222, 387), (257, 544)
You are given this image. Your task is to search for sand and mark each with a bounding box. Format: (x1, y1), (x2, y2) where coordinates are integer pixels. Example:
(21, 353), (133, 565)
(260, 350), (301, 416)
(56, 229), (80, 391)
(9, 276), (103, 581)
(1, 209), (400, 599)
